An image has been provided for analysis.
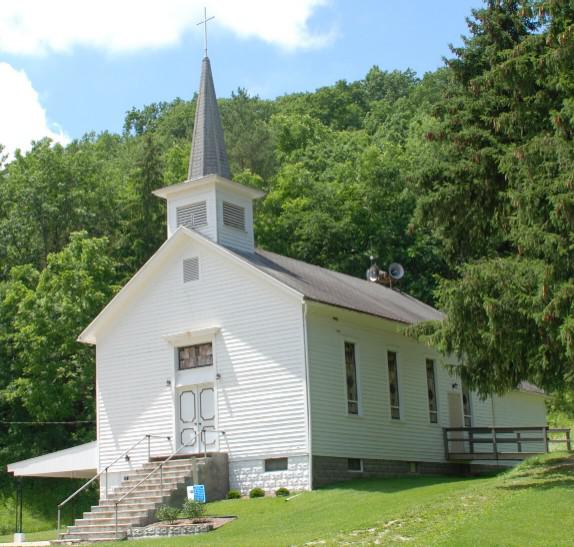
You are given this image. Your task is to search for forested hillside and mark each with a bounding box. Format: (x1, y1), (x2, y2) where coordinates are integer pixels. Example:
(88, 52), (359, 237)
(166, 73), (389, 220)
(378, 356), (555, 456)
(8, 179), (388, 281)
(0, 0), (573, 466)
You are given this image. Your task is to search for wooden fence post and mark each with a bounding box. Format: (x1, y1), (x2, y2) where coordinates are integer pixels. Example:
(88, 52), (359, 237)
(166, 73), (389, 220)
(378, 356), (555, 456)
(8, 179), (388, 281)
(491, 428), (497, 455)
(443, 429), (449, 460)
(543, 427), (549, 453)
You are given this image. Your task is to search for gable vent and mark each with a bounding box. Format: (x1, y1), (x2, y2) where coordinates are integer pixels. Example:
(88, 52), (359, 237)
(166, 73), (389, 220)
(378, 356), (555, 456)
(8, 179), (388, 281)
(176, 201), (207, 229)
(183, 257), (199, 283)
(222, 201), (245, 231)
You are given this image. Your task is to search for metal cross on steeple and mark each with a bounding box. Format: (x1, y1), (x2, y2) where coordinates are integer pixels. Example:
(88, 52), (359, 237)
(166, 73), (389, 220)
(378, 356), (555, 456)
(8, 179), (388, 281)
(197, 7), (215, 58)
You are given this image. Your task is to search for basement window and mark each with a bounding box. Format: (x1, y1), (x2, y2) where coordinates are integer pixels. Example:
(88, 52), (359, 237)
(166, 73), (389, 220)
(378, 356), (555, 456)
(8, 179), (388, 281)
(347, 458), (363, 472)
(264, 458), (288, 472)
(178, 343), (213, 370)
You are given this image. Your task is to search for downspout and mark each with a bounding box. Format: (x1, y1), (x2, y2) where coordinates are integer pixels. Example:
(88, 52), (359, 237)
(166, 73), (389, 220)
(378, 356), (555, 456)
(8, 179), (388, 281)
(302, 300), (313, 490)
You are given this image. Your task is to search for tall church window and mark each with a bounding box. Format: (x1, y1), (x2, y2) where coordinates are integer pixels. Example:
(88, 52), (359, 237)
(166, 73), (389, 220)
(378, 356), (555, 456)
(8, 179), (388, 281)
(178, 343), (213, 370)
(388, 351), (400, 419)
(462, 383), (472, 427)
(345, 342), (359, 415)
(426, 359), (438, 423)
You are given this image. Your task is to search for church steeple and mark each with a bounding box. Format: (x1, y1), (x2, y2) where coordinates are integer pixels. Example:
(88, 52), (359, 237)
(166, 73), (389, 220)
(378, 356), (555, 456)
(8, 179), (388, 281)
(153, 19), (265, 253)
(188, 56), (231, 180)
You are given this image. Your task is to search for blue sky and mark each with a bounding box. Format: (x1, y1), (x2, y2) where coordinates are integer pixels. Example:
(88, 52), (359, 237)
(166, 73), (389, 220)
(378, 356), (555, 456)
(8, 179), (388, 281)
(0, 0), (483, 155)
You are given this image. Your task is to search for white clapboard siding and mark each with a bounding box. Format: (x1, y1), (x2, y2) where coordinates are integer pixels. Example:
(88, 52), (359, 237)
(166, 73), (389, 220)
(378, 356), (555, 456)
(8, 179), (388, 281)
(306, 303), (461, 462)
(306, 302), (548, 463)
(96, 235), (307, 473)
(471, 391), (547, 453)
(216, 188), (255, 253)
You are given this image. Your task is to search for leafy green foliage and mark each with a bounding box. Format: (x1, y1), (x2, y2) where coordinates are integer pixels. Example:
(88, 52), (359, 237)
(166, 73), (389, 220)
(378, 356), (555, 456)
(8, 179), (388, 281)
(155, 505), (180, 524)
(0, 0), (572, 463)
(226, 489), (241, 499)
(275, 487), (290, 497)
(409, 0), (574, 395)
(181, 499), (206, 519)
(248, 487), (265, 498)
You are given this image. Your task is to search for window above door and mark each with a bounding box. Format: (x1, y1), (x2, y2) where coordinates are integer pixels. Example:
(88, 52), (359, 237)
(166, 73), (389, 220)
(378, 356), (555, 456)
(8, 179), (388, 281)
(178, 343), (213, 370)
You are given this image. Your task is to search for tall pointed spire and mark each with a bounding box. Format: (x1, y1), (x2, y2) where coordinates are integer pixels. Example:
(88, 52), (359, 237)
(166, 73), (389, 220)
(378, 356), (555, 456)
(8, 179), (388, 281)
(188, 56), (231, 180)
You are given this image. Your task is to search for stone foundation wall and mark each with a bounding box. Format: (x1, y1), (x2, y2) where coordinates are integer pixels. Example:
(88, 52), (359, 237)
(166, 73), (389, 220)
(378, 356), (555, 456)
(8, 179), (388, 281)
(229, 454), (310, 494)
(312, 455), (469, 488)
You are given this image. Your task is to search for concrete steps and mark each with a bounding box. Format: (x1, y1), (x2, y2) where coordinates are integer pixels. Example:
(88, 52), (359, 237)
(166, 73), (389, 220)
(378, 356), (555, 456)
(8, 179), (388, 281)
(57, 458), (200, 542)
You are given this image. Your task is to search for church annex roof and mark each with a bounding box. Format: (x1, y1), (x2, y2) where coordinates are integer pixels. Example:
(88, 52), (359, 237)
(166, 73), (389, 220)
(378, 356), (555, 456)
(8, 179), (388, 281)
(188, 56), (231, 180)
(233, 248), (444, 325)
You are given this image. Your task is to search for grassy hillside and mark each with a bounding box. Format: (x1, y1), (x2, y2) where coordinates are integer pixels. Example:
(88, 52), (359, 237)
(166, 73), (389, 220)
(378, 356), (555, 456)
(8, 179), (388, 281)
(1, 453), (571, 545)
(0, 476), (97, 539)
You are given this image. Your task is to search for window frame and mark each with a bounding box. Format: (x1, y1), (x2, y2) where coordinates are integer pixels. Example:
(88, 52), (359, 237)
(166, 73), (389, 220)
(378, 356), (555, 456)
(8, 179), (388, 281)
(387, 350), (401, 420)
(343, 340), (360, 416)
(461, 382), (473, 427)
(264, 457), (288, 473)
(347, 458), (363, 472)
(425, 358), (439, 424)
(177, 342), (214, 370)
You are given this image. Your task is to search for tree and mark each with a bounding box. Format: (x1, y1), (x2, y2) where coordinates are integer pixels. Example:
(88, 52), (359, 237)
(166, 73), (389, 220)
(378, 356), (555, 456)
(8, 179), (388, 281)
(1, 233), (118, 459)
(410, 1), (574, 394)
(118, 133), (166, 275)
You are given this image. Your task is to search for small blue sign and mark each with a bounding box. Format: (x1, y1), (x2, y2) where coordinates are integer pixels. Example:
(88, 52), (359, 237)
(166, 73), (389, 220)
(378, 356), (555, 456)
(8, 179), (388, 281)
(193, 484), (206, 503)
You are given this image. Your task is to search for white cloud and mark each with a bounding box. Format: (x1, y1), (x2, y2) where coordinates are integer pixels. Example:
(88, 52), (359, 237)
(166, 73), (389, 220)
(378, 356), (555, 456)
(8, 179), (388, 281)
(0, 0), (334, 56)
(0, 63), (69, 157)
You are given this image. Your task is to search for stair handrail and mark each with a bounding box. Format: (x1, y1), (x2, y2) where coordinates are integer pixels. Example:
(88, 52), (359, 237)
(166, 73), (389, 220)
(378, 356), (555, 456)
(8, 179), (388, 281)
(114, 442), (193, 539)
(57, 433), (170, 532)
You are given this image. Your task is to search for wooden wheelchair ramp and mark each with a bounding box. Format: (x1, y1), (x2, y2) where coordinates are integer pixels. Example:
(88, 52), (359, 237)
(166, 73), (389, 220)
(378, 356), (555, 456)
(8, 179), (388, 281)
(443, 427), (572, 461)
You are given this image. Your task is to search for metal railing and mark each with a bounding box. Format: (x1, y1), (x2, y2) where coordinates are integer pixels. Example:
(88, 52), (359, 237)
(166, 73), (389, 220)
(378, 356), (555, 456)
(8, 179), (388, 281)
(57, 434), (171, 532)
(113, 427), (226, 539)
(443, 426), (572, 460)
(114, 442), (190, 538)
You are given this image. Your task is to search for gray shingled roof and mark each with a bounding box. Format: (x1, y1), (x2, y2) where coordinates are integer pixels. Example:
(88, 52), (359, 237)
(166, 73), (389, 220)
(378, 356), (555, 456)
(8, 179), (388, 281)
(233, 248), (444, 325)
(188, 57), (231, 180)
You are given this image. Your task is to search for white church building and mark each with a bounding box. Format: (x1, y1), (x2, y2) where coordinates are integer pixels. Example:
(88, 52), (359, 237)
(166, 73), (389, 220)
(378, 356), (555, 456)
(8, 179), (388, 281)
(7, 53), (549, 542)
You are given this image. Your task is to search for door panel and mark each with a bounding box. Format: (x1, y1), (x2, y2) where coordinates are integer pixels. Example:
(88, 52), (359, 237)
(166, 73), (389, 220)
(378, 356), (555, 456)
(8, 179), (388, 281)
(448, 392), (464, 453)
(178, 384), (217, 453)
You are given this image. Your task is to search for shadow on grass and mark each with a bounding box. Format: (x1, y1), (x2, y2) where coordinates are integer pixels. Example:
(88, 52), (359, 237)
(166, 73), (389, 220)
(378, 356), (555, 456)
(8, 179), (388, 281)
(497, 477), (574, 491)
(317, 474), (482, 494)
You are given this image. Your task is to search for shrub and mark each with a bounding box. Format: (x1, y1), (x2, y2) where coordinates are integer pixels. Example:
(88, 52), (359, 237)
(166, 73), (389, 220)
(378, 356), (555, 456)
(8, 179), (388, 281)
(227, 489), (241, 499)
(155, 504), (180, 524)
(249, 487), (265, 498)
(181, 499), (206, 519)
(275, 487), (290, 497)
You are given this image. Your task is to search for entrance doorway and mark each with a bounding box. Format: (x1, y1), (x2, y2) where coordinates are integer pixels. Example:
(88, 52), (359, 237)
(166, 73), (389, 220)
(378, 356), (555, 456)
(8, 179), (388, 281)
(177, 384), (217, 453)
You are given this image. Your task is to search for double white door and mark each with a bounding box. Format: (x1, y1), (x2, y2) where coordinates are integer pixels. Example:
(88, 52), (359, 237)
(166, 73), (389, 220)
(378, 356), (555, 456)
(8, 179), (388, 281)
(178, 384), (217, 453)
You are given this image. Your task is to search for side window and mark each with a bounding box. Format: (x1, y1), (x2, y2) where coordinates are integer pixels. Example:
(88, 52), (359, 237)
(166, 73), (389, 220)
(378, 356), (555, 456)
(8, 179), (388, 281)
(345, 342), (359, 415)
(387, 351), (400, 420)
(462, 383), (472, 427)
(426, 359), (438, 423)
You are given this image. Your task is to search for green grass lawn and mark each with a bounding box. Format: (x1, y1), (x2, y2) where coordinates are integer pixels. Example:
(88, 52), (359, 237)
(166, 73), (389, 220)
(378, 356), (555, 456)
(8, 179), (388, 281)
(1, 453), (572, 546)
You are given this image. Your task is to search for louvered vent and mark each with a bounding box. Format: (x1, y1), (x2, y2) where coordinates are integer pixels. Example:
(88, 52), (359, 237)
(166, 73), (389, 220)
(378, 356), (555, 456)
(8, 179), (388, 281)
(222, 201), (245, 231)
(176, 201), (207, 229)
(183, 257), (199, 283)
